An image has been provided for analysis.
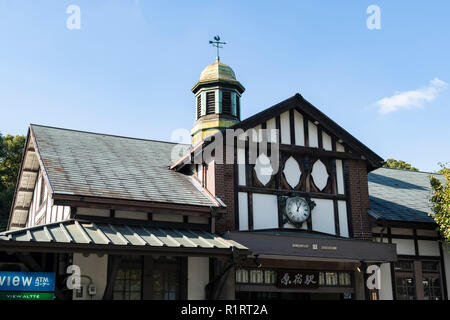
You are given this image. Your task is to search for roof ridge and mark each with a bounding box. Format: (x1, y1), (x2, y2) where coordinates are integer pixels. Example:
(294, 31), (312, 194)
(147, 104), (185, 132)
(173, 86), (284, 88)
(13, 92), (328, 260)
(30, 124), (190, 146)
(376, 167), (443, 176)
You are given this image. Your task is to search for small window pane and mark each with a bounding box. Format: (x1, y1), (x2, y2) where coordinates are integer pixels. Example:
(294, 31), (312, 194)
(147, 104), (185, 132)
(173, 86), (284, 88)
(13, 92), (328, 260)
(422, 261), (439, 273)
(249, 270), (264, 284)
(395, 276), (416, 300)
(236, 269), (248, 283)
(325, 272), (338, 286)
(394, 260), (414, 272)
(264, 270), (276, 284)
(339, 273), (351, 286)
(423, 277), (442, 300)
(319, 272), (325, 286)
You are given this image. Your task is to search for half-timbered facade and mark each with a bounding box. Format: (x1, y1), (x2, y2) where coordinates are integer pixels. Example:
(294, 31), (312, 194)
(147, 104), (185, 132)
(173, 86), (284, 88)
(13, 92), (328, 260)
(0, 57), (448, 300)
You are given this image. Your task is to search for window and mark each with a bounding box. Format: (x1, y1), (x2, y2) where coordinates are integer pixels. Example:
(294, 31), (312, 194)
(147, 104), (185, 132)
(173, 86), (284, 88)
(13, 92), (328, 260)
(236, 268), (276, 285)
(151, 257), (181, 300)
(39, 175), (45, 206)
(396, 276), (416, 300)
(319, 272), (352, 287)
(422, 261), (442, 300)
(338, 273), (352, 286)
(222, 91), (231, 115)
(264, 270), (276, 284)
(325, 272), (338, 286)
(394, 260), (416, 300)
(249, 269), (264, 284)
(196, 95), (202, 119)
(113, 257), (143, 300)
(206, 92), (215, 114)
(236, 269), (249, 283)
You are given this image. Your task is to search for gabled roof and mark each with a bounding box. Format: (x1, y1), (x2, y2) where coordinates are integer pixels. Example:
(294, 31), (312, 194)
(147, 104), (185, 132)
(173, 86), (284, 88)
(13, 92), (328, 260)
(8, 125), (221, 229)
(231, 94), (384, 170)
(368, 168), (440, 224)
(171, 93), (384, 172)
(30, 124), (217, 206)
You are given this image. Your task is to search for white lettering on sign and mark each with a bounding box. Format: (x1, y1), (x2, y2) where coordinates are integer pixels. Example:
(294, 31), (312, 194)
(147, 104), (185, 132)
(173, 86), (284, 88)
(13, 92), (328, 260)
(292, 243), (309, 249)
(320, 245), (337, 251)
(0, 275), (37, 287)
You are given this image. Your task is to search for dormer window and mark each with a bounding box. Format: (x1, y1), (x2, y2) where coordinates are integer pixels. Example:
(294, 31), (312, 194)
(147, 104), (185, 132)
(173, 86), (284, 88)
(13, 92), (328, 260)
(206, 92), (215, 115)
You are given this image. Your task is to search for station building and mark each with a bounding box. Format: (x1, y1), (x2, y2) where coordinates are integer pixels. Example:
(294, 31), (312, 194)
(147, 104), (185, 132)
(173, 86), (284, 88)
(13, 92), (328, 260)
(0, 58), (448, 300)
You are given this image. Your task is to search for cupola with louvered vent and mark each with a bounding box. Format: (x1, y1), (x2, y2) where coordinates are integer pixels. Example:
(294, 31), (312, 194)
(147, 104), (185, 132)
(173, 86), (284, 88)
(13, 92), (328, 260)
(190, 59), (245, 145)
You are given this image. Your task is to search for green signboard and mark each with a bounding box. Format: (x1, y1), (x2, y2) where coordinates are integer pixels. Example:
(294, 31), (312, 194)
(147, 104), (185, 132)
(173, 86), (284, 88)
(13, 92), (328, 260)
(0, 291), (54, 300)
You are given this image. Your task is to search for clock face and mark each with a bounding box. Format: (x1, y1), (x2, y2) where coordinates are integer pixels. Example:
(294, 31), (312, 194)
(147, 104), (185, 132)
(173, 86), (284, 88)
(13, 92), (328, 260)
(285, 197), (310, 224)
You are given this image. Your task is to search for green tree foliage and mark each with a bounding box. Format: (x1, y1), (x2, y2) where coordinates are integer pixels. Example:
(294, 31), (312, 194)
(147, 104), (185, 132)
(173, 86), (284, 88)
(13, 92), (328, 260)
(430, 164), (450, 243)
(0, 133), (26, 231)
(383, 158), (419, 171)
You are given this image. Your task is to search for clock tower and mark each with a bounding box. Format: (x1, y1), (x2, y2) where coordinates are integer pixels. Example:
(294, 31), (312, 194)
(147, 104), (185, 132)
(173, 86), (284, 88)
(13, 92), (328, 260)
(190, 38), (245, 145)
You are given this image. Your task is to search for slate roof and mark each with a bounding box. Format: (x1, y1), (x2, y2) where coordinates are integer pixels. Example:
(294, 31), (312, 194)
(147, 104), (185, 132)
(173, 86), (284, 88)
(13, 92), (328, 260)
(30, 124), (216, 207)
(368, 167), (441, 224)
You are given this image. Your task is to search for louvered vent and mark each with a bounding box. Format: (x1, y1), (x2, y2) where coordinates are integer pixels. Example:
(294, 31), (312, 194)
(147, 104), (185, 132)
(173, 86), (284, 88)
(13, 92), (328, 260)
(196, 95), (201, 119)
(222, 91), (231, 115)
(206, 92), (215, 114)
(236, 95), (240, 119)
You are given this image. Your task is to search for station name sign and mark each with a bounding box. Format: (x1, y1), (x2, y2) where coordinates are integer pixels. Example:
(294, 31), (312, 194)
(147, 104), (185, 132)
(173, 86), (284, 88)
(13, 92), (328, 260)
(277, 270), (319, 289)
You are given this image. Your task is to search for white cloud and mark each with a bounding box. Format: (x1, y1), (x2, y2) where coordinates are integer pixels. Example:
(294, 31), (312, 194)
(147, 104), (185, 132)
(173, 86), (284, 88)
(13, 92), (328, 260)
(375, 78), (447, 114)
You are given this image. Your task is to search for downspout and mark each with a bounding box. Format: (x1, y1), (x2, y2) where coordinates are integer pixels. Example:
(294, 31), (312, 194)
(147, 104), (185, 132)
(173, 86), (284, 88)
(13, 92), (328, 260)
(210, 206), (217, 234)
(205, 247), (238, 299)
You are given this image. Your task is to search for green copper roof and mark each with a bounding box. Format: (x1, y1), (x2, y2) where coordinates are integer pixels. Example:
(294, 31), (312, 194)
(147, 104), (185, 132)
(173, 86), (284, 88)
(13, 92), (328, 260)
(0, 219), (248, 252)
(192, 60), (245, 93)
(368, 168), (441, 223)
(199, 60), (236, 82)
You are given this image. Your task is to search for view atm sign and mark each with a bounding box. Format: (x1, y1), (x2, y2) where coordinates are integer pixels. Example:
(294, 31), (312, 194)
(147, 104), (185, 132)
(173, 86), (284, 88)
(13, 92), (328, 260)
(0, 272), (55, 300)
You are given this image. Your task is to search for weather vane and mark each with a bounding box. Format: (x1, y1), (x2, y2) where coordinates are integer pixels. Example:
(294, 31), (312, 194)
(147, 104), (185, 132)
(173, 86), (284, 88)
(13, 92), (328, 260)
(209, 35), (226, 61)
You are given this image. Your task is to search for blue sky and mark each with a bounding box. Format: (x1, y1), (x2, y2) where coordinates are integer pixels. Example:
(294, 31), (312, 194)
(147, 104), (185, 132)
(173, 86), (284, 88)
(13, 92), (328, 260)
(0, 0), (449, 172)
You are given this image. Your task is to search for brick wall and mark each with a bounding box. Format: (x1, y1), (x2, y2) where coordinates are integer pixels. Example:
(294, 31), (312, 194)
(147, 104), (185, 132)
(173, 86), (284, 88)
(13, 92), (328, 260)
(346, 159), (372, 240)
(209, 145), (237, 234)
(214, 161), (236, 233)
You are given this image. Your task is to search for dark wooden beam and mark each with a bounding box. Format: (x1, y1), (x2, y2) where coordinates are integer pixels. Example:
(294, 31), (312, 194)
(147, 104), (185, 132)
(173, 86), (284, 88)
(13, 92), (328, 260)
(279, 144), (362, 160)
(289, 109), (296, 146)
(238, 186), (346, 200)
(247, 192), (253, 230)
(53, 195), (217, 217)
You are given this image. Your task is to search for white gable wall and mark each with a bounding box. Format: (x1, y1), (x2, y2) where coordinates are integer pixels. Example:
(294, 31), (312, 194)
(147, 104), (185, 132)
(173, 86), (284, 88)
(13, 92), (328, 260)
(252, 193), (278, 229)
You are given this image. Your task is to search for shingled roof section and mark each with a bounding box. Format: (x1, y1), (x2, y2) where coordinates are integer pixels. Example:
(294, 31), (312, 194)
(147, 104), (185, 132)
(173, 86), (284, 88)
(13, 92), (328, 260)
(368, 167), (441, 224)
(30, 124), (217, 208)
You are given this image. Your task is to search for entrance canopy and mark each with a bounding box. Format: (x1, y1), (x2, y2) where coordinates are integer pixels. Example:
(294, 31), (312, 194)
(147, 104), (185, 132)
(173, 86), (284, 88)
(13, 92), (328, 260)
(229, 231), (396, 262)
(0, 220), (249, 257)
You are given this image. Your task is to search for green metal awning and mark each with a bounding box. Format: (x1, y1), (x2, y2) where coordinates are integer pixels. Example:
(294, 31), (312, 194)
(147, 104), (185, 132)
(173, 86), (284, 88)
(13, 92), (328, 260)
(0, 220), (249, 257)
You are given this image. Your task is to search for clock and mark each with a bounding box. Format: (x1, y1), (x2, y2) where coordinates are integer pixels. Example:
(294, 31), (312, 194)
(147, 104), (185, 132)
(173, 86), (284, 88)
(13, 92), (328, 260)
(285, 197), (311, 225)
